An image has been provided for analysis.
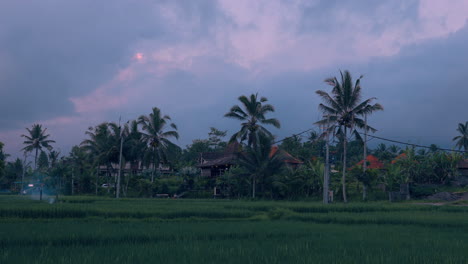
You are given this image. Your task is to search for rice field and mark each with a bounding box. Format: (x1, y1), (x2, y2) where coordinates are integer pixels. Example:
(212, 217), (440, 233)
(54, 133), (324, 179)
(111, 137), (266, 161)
(0, 196), (467, 263)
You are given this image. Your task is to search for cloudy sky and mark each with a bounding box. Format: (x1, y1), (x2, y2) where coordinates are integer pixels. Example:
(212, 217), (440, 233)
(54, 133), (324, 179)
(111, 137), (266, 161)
(1, 0), (468, 159)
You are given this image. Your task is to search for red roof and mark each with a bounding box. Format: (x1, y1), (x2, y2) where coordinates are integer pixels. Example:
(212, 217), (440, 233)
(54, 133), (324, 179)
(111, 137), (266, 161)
(391, 153), (407, 164)
(270, 146), (303, 164)
(355, 155), (384, 169)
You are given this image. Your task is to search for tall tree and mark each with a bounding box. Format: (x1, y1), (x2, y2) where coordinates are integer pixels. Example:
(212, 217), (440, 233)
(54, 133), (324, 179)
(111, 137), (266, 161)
(138, 107), (179, 182)
(238, 134), (284, 198)
(21, 124), (55, 169)
(453, 122), (468, 152)
(208, 127), (228, 151)
(125, 120), (147, 171)
(81, 122), (121, 193)
(37, 151), (49, 171)
(0, 142), (6, 186)
(225, 93), (280, 147)
(48, 150), (60, 169)
(315, 71), (383, 203)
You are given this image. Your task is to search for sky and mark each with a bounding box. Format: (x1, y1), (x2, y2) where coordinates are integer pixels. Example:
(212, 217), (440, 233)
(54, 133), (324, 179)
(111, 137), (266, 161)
(1, 0), (468, 160)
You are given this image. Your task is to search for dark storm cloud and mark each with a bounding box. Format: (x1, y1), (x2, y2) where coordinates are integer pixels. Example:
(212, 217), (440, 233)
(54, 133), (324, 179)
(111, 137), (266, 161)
(1, 0), (468, 158)
(0, 0), (168, 128)
(362, 26), (468, 148)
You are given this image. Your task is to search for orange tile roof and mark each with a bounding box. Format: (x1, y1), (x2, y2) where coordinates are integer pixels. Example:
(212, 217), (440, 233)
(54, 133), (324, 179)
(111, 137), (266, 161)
(355, 155), (384, 169)
(270, 146), (303, 164)
(391, 153), (407, 164)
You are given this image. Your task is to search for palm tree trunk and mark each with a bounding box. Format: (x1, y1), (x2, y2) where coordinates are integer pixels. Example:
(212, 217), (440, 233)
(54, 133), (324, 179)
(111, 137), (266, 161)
(342, 128), (348, 203)
(35, 148), (38, 170)
(363, 185), (367, 200)
(252, 177), (256, 198)
(151, 148), (156, 183)
(95, 165), (99, 195)
(71, 167), (74, 196)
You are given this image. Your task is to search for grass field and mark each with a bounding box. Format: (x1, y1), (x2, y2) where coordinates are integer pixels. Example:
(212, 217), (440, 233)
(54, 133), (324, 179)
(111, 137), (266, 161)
(0, 196), (467, 263)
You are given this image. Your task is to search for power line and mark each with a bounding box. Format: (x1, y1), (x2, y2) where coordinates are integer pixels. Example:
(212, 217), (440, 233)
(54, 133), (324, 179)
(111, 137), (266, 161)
(272, 128), (467, 154)
(357, 132), (467, 154)
(273, 128), (316, 144)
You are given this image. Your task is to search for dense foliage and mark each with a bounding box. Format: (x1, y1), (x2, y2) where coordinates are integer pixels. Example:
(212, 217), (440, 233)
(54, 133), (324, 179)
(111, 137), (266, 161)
(0, 78), (465, 201)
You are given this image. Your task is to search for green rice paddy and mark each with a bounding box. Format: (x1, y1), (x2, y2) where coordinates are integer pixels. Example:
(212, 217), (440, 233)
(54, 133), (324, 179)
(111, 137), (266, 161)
(0, 196), (467, 263)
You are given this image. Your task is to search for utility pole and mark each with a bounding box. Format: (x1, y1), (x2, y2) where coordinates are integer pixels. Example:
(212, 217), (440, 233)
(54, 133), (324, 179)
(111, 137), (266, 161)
(362, 114), (368, 200)
(20, 152), (27, 195)
(116, 128), (124, 199)
(116, 117), (127, 199)
(323, 115), (330, 204)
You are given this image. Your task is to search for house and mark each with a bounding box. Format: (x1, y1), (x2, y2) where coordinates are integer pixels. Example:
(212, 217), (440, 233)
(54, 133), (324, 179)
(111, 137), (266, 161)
(198, 142), (303, 177)
(353, 155), (384, 170)
(98, 162), (172, 176)
(269, 146), (303, 169)
(99, 162), (143, 175)
(198, 142), (240, 177)
(457, 159), (468, 177)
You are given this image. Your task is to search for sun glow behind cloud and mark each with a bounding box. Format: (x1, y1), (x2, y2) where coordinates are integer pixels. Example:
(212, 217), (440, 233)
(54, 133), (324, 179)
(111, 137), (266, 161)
(133, 52), (144, 61)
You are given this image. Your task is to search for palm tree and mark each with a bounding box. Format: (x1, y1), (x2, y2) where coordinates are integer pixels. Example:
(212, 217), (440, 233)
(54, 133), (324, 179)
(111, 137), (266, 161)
(315, 71), (383, 203)
(81, 122), (121, 193)
(388, 145), (401, 156)
(453, 122), (468, 152)
(125, 120), (147, 170)
(138, 107), (179, 182)
(238, 134), (284, 198)
(21, 124), (55, 169)
(48, 150), (60, 169)
(225, 93), (280, 147)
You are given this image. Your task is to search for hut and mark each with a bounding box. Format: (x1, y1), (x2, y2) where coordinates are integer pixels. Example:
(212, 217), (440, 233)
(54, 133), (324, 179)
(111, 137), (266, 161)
(198, 142), (303, 177)
(457, 159), (468, 177)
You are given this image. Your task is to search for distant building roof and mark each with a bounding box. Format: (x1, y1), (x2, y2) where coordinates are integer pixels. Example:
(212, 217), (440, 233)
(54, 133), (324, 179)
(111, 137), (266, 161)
(457, 159), (468, 169)
(199, 144), (303, 168)
(199, 153), (238, 168)
(391, 153), (407, 164)
(270, 146), (303, 164)
(355, 155), (384, 169)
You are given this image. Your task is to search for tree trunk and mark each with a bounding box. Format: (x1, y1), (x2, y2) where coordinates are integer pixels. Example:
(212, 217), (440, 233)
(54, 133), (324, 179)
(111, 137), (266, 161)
(151, 148), (156, 183)
(106, 164), (111, 194)
(252, 177), (256, 198)
(95, 166), (99, 195)
(342, 129), (348, 203)
(363, 185), (367, 201)
(35, 148), (38, 170)
(323, 117), (330, 204)
(71, 167), (74, 196)
(151, 162), (155, 183)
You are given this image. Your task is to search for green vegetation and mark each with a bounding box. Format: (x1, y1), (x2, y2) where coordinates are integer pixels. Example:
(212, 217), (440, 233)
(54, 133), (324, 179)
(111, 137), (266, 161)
(0, 196), (467, 263)
(0, 72), (466, 203)
(224, 93), (280, 146)
(315, 70), (384, 203)
(453, 121), (468, 151)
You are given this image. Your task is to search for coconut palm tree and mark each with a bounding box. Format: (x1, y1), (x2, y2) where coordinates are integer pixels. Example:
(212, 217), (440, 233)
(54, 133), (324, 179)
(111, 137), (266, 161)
(225, 93), (280, 147)
(453, 122), (468, 152)
(48, 150), (60, 169)
(388, 145), (401, 156)
(315, 70), (383, 203)
(238, 134), (284, 198)
(21, 124), (55, 169)
(138, 107), (179, 182)
(125, 120), (147, 169)
(81, 122), (121, 193)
